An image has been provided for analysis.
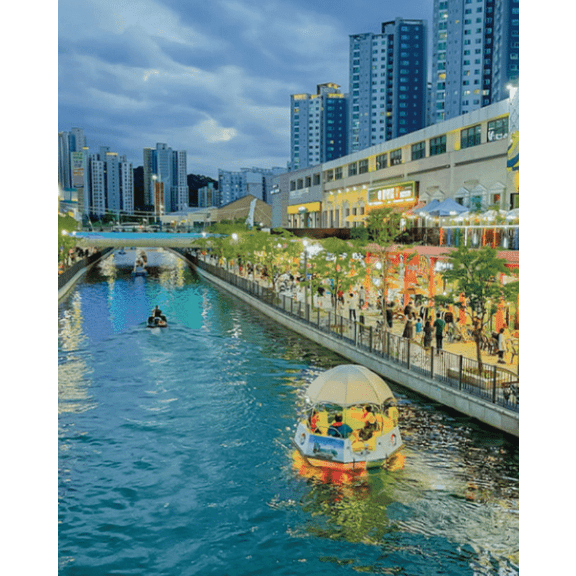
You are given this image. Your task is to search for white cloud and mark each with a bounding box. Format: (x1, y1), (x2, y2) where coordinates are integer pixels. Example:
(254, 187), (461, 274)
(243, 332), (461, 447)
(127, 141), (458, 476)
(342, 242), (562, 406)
(195, 118), (238, 143)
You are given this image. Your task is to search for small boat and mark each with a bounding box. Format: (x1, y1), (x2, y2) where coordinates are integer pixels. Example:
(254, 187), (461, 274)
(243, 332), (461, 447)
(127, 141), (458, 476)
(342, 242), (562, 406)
(132, 257), (148, 276)
(292, 365), (404, 474)
(118, 248), (126, 255)
(147, 314), (168, 328)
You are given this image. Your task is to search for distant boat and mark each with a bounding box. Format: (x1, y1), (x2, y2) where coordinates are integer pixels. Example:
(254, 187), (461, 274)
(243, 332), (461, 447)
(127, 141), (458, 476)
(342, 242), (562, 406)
(118, 248), (126, 255)
(132, 257), (147, 276)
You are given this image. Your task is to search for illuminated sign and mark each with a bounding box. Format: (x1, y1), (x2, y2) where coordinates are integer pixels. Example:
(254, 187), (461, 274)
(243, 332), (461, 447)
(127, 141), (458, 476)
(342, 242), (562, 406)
(367, 181), (418, 209)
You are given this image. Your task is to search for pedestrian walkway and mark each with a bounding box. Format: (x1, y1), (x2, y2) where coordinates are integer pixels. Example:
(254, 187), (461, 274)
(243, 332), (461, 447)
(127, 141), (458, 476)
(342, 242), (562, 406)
(196, 252), (519, 380)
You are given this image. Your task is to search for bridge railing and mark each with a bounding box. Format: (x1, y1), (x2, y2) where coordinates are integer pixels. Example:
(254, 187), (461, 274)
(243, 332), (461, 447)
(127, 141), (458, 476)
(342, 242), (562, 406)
(183, 251), (519, 413)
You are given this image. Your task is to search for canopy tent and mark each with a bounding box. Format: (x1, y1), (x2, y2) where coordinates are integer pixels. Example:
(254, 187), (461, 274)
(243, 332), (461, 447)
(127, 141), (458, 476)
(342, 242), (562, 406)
(426, 198), (468, 217)
(412, 198), (441, 215)
(305, 365), (395, 407)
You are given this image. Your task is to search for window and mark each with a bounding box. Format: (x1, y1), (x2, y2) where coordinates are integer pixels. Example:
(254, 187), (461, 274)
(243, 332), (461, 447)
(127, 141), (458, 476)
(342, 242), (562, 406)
(313, 173), (320, 186)
(359, 159), (369, 174)
(376, 153), (387, 170)
(305, 176), (311, 187)
(487, 117), (509, 141)
(390, 149), (402, 166)
(334, 167), (343, 180)
(325, 169), (334, 182)
(411, 141), (426, 160)
(348, 162), (358, 177)
(461, 124), (481, 148)
(430, 134), (446, 156)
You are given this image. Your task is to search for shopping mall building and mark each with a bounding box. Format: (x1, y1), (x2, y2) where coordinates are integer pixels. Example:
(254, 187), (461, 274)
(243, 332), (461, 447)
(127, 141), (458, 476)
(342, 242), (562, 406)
(271, 94), (519, 230)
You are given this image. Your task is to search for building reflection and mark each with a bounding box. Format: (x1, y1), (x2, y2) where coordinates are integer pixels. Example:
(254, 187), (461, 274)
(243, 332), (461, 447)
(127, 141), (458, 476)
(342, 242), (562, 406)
(58, 293), (95, 415)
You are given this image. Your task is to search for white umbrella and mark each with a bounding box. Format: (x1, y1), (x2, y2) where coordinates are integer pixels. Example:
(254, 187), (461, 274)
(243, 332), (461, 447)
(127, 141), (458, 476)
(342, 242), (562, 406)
(305, 364), (395, 407)
(482, 209), (508, 220)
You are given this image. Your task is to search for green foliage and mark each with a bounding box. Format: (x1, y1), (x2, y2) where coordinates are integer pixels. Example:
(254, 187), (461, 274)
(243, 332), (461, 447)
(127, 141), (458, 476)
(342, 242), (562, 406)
(58, 214), (79, 262)
(206, 220), (249, 235)
(441, 244), (518, 370)
(349, 227), (369, 242)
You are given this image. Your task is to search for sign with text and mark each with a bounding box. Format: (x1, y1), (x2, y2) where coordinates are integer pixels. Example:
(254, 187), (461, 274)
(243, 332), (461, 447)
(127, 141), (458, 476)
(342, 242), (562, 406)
(367, 181), (418, 210)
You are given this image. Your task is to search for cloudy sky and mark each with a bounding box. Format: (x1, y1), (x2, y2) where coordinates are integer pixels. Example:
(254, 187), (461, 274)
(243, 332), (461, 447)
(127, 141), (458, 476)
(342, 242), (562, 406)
(58, 0), (433, 178)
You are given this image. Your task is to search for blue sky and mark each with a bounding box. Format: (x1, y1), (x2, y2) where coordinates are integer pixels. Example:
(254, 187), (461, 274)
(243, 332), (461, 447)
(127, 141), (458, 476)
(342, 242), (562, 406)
(58, 0), (433, 178)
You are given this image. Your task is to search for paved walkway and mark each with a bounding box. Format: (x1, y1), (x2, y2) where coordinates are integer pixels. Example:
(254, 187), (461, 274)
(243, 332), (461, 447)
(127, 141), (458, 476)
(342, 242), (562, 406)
(206, 257), (519, 376)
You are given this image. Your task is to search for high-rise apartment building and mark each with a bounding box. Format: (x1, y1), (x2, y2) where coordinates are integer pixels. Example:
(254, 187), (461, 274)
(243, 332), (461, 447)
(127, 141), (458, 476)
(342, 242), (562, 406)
(143, 143), (189, 215)
(83, 146), (134, 218)
(58, 127), (87, 189)
(349, 18), (427, 154)
(430, 0), (519, 124)
(218, 167), (287, 206)
(290, 83), (348, 171)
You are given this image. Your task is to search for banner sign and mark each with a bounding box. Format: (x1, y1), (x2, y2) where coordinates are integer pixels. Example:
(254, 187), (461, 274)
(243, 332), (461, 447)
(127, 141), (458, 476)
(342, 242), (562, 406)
(367, 181), (418, 209)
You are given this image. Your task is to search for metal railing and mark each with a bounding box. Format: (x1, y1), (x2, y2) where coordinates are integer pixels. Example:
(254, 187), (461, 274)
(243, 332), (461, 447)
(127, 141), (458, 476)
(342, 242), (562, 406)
(186, 253), (519, 412)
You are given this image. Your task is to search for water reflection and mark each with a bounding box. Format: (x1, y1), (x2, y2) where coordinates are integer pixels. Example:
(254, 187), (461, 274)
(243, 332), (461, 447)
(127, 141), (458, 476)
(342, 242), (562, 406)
(58, 293), (95, 415)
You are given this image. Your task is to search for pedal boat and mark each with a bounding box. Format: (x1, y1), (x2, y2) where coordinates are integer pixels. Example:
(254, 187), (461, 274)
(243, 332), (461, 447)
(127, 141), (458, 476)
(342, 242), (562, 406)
(293, 364), (404, 472)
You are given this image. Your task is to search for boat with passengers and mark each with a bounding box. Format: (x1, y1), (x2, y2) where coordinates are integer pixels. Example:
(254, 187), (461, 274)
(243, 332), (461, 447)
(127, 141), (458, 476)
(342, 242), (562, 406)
(292, 364), (404, 474)
(147, 306), (168, 328)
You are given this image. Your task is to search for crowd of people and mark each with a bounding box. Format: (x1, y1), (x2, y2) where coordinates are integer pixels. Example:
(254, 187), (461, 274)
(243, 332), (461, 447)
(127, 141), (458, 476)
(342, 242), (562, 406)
(195, 249), (518, 366)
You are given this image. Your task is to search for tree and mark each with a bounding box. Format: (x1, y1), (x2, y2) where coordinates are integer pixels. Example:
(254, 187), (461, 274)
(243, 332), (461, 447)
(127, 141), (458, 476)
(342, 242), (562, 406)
(364, 207), (411, 326)
(319, 237), (357, 317)
(441, 244), (519, 374)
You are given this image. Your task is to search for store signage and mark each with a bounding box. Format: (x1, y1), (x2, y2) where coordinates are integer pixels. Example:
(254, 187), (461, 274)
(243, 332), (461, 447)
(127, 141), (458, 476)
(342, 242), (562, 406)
(367, 181), (418, 209)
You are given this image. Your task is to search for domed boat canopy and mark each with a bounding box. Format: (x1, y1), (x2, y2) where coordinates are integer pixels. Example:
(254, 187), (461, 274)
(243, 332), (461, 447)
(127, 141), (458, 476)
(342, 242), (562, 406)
(305, 364), (395, 407)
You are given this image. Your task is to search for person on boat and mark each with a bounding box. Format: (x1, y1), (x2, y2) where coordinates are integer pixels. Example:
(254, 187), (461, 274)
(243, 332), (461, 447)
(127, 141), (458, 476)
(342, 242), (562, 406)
(152, 305), (163, 318)
(327, 414), (353, 438)
(309, 410), (320, 434)
(359, 405), (378, 441)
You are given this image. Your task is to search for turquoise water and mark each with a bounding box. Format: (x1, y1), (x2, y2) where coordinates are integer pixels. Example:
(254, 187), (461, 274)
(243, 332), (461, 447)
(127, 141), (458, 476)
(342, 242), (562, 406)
(58, 250), (519, 575)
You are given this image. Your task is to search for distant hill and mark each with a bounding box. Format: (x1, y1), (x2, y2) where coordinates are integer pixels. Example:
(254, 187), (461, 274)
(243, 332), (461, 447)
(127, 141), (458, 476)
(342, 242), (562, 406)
(187, 174), (218, 207)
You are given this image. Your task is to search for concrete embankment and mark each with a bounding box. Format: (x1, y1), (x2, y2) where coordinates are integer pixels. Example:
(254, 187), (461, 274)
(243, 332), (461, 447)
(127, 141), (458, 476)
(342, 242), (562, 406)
(58, 248), (113, 301)
(183, 255), (518, 438)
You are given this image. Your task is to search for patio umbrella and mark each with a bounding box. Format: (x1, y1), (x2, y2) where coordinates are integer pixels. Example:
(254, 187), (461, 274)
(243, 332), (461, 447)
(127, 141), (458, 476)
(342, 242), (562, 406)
(414, 198), (441, 215)
(506, 208), (519, 220)
(305, 365), (395, 407)
(427, 198), (468, 217)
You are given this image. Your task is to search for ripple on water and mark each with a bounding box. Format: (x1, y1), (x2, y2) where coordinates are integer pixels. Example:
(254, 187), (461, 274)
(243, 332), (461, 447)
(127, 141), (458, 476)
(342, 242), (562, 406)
(58, 253), (519, 576)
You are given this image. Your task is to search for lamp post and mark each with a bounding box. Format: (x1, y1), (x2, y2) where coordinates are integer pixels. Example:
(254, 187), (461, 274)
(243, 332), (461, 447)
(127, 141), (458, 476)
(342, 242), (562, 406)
(302, 239), (309, 320)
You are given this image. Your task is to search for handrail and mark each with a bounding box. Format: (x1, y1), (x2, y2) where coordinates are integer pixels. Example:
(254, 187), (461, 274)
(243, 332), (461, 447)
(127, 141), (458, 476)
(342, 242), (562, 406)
(182, 251), (519, 413)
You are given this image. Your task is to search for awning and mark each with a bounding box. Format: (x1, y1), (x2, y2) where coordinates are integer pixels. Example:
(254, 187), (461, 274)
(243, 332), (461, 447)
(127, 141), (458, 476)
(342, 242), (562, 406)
(287, 201), (322, 215)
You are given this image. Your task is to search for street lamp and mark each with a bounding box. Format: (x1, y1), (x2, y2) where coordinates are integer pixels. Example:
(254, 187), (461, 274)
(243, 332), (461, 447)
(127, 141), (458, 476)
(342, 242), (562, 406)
(302, 239), (309, 320)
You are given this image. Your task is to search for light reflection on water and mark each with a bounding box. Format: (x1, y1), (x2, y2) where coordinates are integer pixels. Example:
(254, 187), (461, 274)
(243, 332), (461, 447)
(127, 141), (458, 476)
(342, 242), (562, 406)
(58, 250), (518, 576)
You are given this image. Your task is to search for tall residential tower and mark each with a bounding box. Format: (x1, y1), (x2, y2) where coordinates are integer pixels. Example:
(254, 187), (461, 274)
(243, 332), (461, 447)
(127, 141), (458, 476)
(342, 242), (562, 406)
(290, 83), (348, 171)
(349, 18), (427, 154)
(430, 0), (519, 124)
(143, 143), (189, 215)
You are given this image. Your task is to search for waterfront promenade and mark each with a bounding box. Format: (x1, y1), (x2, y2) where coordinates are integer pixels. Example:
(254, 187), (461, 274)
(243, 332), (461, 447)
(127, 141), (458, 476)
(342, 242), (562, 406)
(182, 251), (519, 436)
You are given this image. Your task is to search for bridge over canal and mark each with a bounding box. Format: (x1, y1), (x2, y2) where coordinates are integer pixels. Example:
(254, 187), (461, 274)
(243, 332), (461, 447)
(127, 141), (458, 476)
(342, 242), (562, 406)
(72, 231), (215, 249)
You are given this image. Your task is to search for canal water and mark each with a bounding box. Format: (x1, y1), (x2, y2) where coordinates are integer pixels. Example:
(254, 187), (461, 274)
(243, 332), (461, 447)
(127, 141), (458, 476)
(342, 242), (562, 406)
(58, 249), (519, 576)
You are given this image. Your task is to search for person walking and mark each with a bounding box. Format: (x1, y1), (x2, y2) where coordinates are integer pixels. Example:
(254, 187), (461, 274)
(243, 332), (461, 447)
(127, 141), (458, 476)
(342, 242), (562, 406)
(433, 312), (446, 354)
(497, 327), (507, 364)
(386, 302), (394, 329)
(423, 320), (433, 349)
(402, 315), (414, 339)
(348, 292), (357, 322)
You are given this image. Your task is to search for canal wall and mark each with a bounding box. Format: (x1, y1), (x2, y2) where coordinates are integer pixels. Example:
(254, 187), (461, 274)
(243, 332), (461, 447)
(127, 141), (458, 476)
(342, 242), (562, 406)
(58, 248), (113, 301)
(177, 252), (518, 437)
